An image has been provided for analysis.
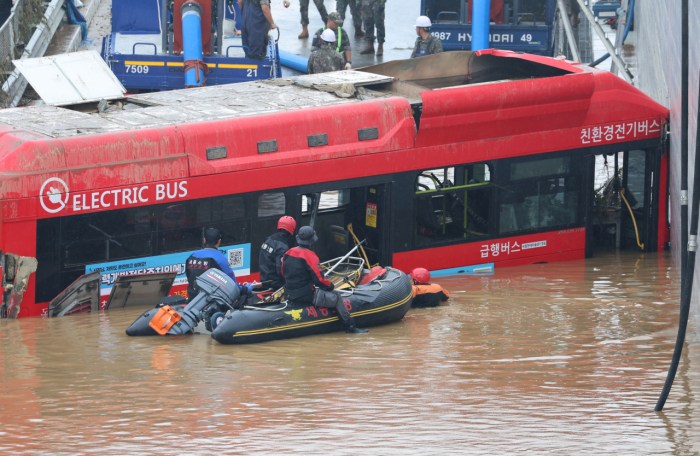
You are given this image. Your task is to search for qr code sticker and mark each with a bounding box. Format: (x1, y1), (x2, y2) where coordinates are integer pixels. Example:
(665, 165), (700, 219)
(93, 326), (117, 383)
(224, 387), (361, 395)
(227, 248), (244, 268)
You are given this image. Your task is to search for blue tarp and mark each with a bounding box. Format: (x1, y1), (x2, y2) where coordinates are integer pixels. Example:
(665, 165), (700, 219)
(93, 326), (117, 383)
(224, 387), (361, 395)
(112, 0), (162, 34)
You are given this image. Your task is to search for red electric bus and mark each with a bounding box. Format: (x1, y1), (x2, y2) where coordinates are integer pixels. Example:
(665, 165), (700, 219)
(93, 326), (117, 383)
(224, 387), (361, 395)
(0, 50), (669, 318)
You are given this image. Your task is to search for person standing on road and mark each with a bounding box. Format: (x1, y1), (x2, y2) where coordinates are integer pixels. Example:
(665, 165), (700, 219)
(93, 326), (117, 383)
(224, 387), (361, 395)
(410, 15), (443, 58)
(312, 12), (353, 69)
(239, 0), (289, 59)
(359, 0), (385, 56)
(336, 0), (364, 37)
(297, 0), (329, 38)
(308, 29), (345, 74)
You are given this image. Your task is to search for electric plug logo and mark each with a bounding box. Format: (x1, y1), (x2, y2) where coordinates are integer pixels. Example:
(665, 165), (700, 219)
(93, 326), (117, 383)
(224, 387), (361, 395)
(39, 177), (69, 214)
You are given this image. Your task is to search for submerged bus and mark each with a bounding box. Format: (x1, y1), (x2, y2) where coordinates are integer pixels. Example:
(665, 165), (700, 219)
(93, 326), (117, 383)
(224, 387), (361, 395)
(0, 50), (668, 318)
(421, 0), (557, 55)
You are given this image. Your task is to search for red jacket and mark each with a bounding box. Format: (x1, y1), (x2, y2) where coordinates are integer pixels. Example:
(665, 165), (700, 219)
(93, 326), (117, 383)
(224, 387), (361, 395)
(281, 246), (333, 303)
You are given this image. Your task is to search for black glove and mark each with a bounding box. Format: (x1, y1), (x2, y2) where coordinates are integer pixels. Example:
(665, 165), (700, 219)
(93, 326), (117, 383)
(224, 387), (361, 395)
(325, 282), (335, 291)
(232, 296), (245, 310)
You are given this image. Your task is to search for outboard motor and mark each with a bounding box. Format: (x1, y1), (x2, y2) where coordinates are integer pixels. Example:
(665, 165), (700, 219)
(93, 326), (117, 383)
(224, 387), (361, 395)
(127, 268), (240, 336)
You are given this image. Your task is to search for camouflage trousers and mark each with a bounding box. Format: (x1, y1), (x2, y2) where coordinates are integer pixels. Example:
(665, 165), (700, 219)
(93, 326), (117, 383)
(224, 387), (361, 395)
(299, 0), (329, 26)
(361, 0), (385, 44)
(336, 0), (363, 30)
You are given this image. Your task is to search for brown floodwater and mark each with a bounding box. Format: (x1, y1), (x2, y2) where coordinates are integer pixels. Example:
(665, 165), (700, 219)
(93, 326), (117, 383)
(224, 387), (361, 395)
(1, 251), (698, 455)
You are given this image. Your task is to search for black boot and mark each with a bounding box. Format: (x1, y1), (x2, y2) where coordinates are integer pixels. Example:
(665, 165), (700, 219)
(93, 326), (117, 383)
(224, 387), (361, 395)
(360, 42), (375, 54)
(339, 298), (368, 333)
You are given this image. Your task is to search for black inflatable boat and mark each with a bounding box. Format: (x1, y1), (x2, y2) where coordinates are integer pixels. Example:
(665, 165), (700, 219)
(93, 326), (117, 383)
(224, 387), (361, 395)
(211, 266), (413, 344)
(125, 256), (413, 341)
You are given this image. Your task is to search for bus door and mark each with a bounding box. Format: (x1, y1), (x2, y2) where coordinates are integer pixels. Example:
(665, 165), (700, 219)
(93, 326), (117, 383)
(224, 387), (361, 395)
(590, 148), (662, 253)
(351, 185), (388, 267)
(296, 183), (390, 268)
(619, 149), (662, 251)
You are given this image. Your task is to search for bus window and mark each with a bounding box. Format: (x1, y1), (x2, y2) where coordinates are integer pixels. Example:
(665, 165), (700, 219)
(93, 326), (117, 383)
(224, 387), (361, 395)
(192, 195), (248, 247)
(158, 204), (192, 252)
(38, 208), (157, 302)
(257, 192), (286, 217)
(37, 194), (252, 303)
(156, 195), (248, 253)
(415, 164), (492, 246)
(62, 208), (156, 267)
(498, 156), (580, 234)
(301, 190), (350, 213)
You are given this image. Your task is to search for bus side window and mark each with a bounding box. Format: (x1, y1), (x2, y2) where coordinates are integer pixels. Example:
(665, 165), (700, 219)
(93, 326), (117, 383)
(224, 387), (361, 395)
(212, 196), (249, 245)
(414, 164), (491, 245)
(256, 191), (287, 242)
(498, 156), (580, 234)
(415, 169), (446, 240)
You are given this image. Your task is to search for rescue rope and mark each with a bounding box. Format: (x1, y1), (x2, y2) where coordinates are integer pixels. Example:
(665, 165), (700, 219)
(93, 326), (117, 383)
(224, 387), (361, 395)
(243, 301), (289, 312)
(347, 223), (372, 267)
(336, 268), (401, 296)
(183, 59), (209, 85)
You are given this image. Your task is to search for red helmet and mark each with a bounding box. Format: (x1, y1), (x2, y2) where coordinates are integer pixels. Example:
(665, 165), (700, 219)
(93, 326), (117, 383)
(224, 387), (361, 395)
(277, 216), (297, 235)
(411, 267), (430, 285)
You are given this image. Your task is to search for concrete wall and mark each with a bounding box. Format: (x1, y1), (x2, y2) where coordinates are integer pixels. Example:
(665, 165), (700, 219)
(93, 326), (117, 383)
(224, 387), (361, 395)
(635, 1), (700, 333)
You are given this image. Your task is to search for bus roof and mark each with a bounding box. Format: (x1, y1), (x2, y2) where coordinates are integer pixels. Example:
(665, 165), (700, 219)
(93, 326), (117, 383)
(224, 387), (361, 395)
(0, 50), (576, 139)
(0, 71), (393, 138)
(0, 50), (668, 207)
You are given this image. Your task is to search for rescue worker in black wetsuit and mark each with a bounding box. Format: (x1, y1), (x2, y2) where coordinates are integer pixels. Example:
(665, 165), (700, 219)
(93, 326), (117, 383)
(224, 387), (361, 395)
(410, 267), (450, 308)
(185, 227), (253, 302)
(259, 215), (297, 290)
(281, 225), (368, 333)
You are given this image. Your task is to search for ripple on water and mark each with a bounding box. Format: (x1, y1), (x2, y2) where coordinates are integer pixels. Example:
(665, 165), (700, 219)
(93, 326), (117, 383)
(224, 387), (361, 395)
(1, 252), (696, 454)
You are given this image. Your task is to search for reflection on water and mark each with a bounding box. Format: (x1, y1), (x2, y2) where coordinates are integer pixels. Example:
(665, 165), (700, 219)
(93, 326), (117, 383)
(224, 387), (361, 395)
(1, 252), (698, 454)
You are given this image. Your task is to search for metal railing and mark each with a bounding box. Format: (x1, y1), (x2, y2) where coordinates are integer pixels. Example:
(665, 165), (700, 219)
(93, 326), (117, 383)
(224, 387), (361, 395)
(0, 0), (66, 108)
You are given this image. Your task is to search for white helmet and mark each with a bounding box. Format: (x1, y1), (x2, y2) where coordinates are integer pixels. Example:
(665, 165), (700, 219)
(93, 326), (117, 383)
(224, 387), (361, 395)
(321, 28), (336, 43)
(415, 15), (432, 28)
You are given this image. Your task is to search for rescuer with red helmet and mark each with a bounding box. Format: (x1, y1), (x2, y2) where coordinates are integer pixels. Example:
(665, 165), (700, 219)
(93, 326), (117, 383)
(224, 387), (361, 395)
(282, 225), (368, 333)
(259, 215), (297, 290)
(186, 227), (252, 301)
(410, 267), (450, 307)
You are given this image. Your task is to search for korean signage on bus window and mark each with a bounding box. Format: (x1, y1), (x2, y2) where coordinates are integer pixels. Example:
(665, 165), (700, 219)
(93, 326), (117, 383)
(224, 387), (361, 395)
(480, 239), (547, 259)
(366, 202), (378, 228)
(580, 119), (662, 145)
(85, 243), (251, 304)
